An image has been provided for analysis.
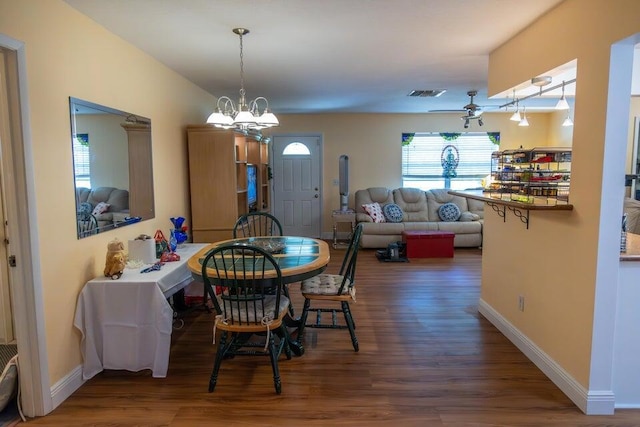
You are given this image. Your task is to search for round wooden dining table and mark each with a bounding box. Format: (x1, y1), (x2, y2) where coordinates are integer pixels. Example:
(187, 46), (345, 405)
(187, 236), (331, 355)
(187, 236), (330, 283)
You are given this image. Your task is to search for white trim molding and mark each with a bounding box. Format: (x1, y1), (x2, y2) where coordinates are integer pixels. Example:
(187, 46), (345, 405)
(478, 299), (615, 415)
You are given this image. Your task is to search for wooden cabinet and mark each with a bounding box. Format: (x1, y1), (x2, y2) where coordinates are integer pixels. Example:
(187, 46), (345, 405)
(187, 126), (269, 242)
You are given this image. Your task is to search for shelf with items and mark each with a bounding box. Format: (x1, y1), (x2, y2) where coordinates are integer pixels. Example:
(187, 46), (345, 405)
(487, 147), (572, 206)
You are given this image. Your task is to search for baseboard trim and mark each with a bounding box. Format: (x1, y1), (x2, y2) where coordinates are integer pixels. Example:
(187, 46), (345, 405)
(50, 364), (84, 411)
(478, 299), (615, 415)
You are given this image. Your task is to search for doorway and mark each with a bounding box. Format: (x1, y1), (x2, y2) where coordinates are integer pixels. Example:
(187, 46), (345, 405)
(271, 135), (322, 237)
(0, 37), (50, 417)
(0, 50), (14, 345)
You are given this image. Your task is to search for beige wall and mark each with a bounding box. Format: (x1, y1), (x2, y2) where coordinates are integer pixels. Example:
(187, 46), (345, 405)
(487, 0), (640, 391)
(274, 112), (554, 233)
(0, 0), (215, 385)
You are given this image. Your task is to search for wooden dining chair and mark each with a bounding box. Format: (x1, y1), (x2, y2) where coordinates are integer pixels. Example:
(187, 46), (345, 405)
(298, 223), (363, 351)
(201, 243), (292, 394)
(233, 212), (283, 238)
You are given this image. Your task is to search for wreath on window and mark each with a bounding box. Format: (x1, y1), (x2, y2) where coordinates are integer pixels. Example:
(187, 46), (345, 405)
(441, 145), (459, 178)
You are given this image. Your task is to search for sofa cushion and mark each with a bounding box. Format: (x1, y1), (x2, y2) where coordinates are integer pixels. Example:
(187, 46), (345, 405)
(362, 202), (385, 223)
(393, 188), (429, 221)
(467, 198), (485, 219)
(359, 221), (406, 235)
(87, 187), (129, 213)
(438, 202), (461, 222)
(382, 203), (404, 223)
(459, 211), (480, 222)
(436, 221), (482, 234)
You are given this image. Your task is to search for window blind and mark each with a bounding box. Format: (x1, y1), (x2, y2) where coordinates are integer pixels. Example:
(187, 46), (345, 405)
(402, 132), (498, 190)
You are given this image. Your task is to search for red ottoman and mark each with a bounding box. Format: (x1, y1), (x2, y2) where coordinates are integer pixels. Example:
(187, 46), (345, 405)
(401, 231), (454, 258)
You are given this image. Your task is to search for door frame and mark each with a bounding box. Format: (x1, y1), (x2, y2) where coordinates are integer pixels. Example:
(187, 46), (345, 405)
(0, 34), (51, 417)
(270, 133), (323, 238)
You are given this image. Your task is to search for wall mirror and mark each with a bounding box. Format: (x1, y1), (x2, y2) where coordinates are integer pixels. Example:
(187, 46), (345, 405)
(70, 97), (155, 239)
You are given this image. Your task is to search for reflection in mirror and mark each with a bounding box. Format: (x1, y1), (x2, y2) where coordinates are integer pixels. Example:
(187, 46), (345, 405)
(70, 97), (155, 239)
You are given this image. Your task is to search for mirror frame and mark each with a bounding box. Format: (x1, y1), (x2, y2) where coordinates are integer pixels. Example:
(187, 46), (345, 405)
(69, 97), (155, 239)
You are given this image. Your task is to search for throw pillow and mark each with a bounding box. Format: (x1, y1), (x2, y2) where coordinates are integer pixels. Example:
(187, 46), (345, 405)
(362, 202), (385, 223)
(92, 202), (110, 216)
(78, 202), (93, 218)
(438, 202), (461, 222)
(382, 203), (404, 223)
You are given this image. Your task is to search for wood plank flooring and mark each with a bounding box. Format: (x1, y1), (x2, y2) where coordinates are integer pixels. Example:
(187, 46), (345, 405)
(30, 246), (640, 426)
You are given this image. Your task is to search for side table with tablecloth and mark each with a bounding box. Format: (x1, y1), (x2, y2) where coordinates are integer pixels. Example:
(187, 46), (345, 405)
(73, 243), (208, 379)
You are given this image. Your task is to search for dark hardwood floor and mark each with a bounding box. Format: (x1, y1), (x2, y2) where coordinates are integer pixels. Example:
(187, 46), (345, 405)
(30, 246), (640, 426)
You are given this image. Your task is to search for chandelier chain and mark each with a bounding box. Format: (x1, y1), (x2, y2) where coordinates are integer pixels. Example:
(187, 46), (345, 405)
(238, 31), (246, 100)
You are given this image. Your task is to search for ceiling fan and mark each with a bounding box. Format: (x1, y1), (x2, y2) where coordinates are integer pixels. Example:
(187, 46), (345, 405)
(461, 90), (483, 118)
(428, 90), (494, 116)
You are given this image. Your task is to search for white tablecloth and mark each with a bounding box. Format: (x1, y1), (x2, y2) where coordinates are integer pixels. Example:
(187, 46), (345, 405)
(73, 243), (208, 379)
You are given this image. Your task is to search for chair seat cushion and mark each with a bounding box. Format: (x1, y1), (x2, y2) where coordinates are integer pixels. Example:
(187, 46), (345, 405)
(222, 295), (290, 324)
(301, 274), (352, 296)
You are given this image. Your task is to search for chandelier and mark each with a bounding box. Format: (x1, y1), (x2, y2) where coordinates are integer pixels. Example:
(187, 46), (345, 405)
(206, 28), (279, 130)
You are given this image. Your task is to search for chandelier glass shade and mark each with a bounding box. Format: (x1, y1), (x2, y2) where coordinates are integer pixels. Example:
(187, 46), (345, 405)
(206, 28), (279, 131)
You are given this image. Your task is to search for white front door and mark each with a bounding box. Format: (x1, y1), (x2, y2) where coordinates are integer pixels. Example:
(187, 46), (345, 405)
(272, 135), (322, 237)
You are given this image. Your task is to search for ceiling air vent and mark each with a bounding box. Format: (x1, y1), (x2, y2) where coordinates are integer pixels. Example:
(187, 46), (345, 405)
(407, 89), (446, 97)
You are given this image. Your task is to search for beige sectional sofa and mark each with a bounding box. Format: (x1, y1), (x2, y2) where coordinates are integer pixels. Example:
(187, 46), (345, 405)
(354, 187), (484, 248)
(76, 186), (130, 229)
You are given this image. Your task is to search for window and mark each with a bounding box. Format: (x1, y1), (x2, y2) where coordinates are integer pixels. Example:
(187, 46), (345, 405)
(402, 132), (499, 190)
(282, 142), (310, 155)
(73, 133), (91, 188)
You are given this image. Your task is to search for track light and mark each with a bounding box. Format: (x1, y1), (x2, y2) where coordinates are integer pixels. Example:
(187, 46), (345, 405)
(510, 98), (521, 121)
(555, 81), (570, 110)
(518, 107), (529, 127)
(562, 112), (573, 127)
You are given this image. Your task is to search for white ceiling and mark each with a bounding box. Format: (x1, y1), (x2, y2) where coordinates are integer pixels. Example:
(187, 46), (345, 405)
(64, 0), (571, 114)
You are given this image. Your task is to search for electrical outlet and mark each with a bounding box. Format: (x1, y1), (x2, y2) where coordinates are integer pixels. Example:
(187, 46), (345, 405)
(518, 295), (525, 312)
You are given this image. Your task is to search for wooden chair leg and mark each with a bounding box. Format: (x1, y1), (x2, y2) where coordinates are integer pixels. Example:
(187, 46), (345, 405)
(267, 332), (282, 394)
(209, 331), (230, 392)
(342, 301), (359, 352)
(297, 298), (311, 344)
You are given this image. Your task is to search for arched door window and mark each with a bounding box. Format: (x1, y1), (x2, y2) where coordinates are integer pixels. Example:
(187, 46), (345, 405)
(282, 142), (311, 155)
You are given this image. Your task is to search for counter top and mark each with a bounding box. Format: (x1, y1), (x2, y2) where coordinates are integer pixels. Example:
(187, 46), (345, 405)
(449, 190), (574, 211)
